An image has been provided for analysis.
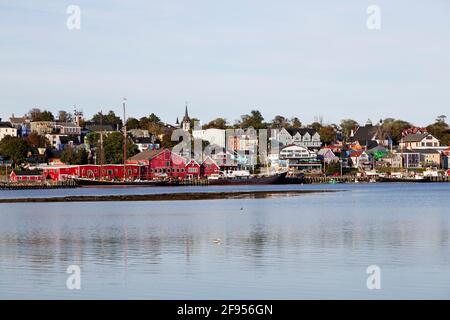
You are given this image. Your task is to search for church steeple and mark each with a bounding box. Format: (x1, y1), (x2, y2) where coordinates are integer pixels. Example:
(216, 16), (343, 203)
(182, 101), (190, 131)
(183, 102), (190, 122)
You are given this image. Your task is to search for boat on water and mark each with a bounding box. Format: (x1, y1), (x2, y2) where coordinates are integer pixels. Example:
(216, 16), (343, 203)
(73, 178), (166, 187)
(378, 176), (430, 183)
(73, 171), (288, 187)
(206, 170), (288, 185)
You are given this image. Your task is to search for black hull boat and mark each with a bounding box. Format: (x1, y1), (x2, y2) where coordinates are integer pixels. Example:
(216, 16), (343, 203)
(206, 171), (288, 186)
(378, 176), (431, 183)
(73, 171), (288, 187)
(73, 178), (165, 187)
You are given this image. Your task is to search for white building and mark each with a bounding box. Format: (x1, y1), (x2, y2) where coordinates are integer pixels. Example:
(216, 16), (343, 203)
(399, 133), (441, 150)
(277, 128), (321, 149)
(192, 128), (226, 149)
(0, 120), (18, 141)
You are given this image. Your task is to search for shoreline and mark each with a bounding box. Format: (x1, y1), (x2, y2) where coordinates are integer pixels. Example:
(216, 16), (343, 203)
(0, 189), (342, 203)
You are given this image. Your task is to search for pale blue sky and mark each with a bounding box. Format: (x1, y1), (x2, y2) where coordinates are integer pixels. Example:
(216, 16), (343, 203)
(1, 0), (449, 126)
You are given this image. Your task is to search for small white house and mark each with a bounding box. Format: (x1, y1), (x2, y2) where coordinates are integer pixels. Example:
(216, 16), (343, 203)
(0, 120), (18, 141)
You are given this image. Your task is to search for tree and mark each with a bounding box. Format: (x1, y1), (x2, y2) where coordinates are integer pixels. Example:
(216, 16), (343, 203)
(340, 119), (359, 140)
(0, 136), (29, 165)
(103, 132), (138, 164)
(58, 110), (72, 123)
(203, 118), (228, 129)
(41, 110), (55, 121)
(238, 110), (267, 129)
(290, 117), (302, 129)
(148, 113), (161, 123)
(86, 132), (100, 147)
(60, 148), (89, 165)
(92, 110), (122, 128)
(427, 116), (450, 146)
(29, 108), (42, 121)
(26, 132), (49, 149)
(270, 115), (290, 129)
(319, 125), (337, 146)
(309, 121), (322, 132)
(126, 118), (140, 130)
(380, 119), (411, 145)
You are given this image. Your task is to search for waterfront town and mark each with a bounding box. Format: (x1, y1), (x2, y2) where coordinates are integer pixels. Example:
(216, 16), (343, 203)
(0, 105), (450, 186)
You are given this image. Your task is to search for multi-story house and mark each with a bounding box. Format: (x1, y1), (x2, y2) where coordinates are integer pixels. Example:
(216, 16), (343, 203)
(279, 145), (321, 173)
(0, 120), (18, 141)
(399, 133), (441, 150)
(276, 128), (321, 150)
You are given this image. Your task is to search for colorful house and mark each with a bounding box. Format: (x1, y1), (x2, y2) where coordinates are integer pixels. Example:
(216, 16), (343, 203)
(9, 170), (44, 182)
(185, 159), (201, 179)
(128, 148), (187, 180)
(201, 156), (221, 176)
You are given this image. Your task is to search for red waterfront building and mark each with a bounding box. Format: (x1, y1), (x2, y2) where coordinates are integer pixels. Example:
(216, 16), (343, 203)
(42, 164), (147, 181)
(201, 156), (221, 176)
(10, 170), (44, 182)
(185, 159), (201, 179)
(127, 148), (187, 180)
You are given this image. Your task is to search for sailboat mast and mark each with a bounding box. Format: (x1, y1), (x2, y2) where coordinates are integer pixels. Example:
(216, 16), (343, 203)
(123, 98), (127, 181)
(100, 109), (104, 181)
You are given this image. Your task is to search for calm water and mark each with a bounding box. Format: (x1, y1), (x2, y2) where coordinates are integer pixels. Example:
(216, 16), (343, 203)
(0, 183), (449, 299)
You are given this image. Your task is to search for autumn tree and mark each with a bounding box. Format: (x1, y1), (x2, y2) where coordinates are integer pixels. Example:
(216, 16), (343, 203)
(26, 132), (49, 149)
(290, 117), (302, 129)
(319, 125), (337, 146)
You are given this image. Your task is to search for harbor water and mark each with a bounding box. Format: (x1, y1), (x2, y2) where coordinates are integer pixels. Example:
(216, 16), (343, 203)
(0, 183), (449, 299)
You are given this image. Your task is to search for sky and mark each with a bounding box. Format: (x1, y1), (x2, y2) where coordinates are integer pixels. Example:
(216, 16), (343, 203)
(0, 0), (449, 126)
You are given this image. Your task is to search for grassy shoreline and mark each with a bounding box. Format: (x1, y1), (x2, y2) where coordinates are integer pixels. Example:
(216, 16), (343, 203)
(0, 189), (343, 203)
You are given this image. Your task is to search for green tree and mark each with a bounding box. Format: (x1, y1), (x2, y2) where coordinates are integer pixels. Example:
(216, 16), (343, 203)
(60, 148), (89, 165)
(270, 115), (290, 129)
(239, 110), (267, 129)
(380, 118), (411, 145)
(103, 132), (138, 164)
(0, 136), (29, 165)
(92, 110), (122, 127)
(58, 110), (72, 123)
(126, 118), (140, 130)
(203, 118), (228, 129)
(427, 116), (450, 146)
(309, 122), (322, 132)
(340, 119), (359, 140)
(148, 113), (161, 123)
(41, 110), (55, 121)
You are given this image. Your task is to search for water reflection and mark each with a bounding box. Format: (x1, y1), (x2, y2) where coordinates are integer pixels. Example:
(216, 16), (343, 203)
(0, 183), (450, 299)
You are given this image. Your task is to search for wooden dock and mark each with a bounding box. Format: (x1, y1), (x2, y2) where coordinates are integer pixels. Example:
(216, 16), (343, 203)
(0, 180), (79, 190)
